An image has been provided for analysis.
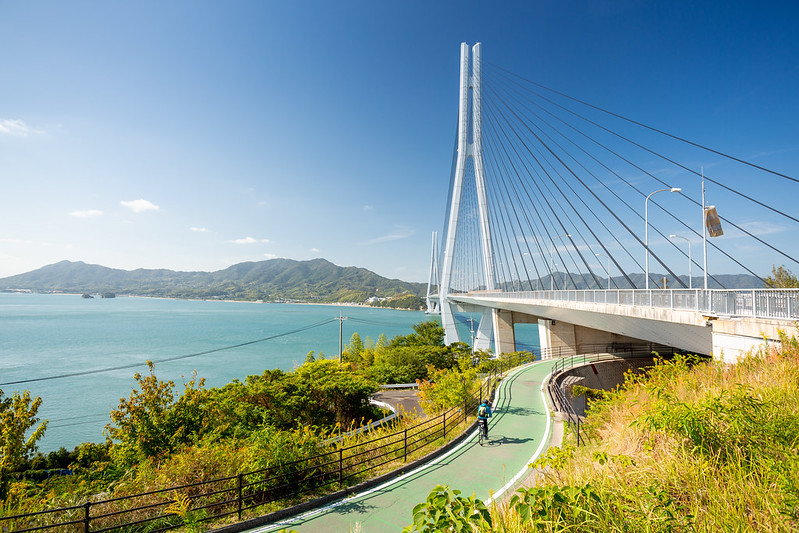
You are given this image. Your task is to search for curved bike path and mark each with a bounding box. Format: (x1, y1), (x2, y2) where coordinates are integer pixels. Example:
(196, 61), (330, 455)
(247, 360), (556, 533)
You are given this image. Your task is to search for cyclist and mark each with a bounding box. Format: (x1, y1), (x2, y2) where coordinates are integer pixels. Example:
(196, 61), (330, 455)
(477, 399), (492, 439)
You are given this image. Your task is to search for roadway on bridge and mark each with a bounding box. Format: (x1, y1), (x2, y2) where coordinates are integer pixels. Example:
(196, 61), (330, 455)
(248, 360), (555, 533)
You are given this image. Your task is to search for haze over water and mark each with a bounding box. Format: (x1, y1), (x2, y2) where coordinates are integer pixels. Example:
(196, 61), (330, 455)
(0, 293), (426, 452)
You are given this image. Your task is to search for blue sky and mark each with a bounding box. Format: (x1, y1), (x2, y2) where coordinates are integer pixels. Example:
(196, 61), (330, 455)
(1, 0), (797, 282)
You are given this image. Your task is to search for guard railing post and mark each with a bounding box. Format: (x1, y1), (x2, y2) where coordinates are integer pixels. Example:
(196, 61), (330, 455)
(338, 448), (343, 489)
(237, 473), (243, 520)
(443, 410), (447, 438)
(404, 428), (408, 462)
(83, 501), (91, 533)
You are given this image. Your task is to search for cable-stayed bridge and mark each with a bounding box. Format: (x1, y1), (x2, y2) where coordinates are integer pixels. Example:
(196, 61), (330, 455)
(428, 43), (799, 362)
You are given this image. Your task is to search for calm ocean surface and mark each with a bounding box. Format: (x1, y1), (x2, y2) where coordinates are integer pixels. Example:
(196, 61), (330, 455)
(0, 293), (428, 452)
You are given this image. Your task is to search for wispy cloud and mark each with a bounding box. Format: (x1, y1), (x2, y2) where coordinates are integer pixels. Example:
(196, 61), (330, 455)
(732, 220), (786, 237)
(361, 226), (414, 245)
(363, 205), (374, 211)
(190, 227), (208, 232)
(69, 209), (103, 218)
(263, 253), (278, 259)
(0, 119), (39, 137)
(230, 237), (270, 244)
(310, 247), (320, 253)
(121, 199), (160, 213)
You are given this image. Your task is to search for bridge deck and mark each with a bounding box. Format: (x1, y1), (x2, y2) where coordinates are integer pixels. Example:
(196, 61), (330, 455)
(245, 360), (555, 532)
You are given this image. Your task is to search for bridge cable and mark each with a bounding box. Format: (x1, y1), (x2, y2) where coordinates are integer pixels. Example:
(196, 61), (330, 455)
(484, 115), (583, 289)
(490, 85), (688, 289)
(492, 77), (726, 287)
(487, 79), (691, 288)
(484, 96), (604, 288)
(486, 66), (799, 273)
(486, 60), (799, 185)
(482, 121), (548, 289)
(485, 81), (672, 288)
(486, 85), (645, 288)
(485, 63), (787, 282)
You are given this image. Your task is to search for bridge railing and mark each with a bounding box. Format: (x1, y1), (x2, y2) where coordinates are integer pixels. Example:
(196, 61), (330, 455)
(457, 288), (799, 321)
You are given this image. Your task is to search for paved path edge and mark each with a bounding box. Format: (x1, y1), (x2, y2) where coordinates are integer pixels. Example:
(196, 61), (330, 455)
(213, 415), (479, 533)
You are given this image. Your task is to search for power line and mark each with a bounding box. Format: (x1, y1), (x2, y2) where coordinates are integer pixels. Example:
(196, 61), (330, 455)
(0, 318), (337, 387)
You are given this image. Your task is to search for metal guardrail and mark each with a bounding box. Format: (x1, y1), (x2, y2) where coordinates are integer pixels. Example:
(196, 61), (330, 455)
(545, 344), (680, 446)
(450, 288), (799, 321)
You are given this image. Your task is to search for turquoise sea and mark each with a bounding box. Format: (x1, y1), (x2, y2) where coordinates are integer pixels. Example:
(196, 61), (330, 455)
(0, 293), (428, 452)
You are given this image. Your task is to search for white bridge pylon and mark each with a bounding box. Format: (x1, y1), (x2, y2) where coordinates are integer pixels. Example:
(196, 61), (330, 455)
(438, 42), (499, 351)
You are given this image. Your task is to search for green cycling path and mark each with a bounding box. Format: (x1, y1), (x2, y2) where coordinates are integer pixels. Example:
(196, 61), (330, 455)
(248, 360), (555, 533)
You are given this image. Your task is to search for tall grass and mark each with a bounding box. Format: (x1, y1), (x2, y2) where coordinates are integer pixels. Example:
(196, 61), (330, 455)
(489, 334), (799, 532)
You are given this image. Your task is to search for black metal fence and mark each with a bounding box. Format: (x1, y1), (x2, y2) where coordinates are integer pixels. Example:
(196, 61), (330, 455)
(546, 343), (681, 445)
(1, 351), (537, 533)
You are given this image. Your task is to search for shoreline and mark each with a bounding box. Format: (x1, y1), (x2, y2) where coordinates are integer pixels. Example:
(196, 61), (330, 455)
(3, 291), (425, 312)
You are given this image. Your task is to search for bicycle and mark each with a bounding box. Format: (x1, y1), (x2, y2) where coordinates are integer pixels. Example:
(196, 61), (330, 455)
(477, 418), (489, 445)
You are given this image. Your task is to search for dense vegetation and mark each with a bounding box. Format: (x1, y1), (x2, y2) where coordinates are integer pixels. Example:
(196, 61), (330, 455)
(0, 320), (495, 530)
(0, 258), (426, 303)
(406, 332), (799, 532)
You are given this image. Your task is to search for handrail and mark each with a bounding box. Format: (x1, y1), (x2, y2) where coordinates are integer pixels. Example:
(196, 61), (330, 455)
(545, 344), (680, 446)
(446, 288), (799, 321)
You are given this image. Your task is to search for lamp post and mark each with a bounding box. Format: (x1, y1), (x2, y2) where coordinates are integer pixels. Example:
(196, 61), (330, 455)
(595, 253), (610, 290)
(467, 316), (476, 354)
(645, 188), (681, 289)
(550, 234), (571, 291)
(669, 234), (692, 289)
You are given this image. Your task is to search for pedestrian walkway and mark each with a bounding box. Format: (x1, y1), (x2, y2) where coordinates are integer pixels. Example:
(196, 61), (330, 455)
(247, 360), (555, 533)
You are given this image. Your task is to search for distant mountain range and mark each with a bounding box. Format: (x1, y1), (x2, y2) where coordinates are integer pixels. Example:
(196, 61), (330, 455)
(0, 259), (428, 303)
(0, 259), (765, 304)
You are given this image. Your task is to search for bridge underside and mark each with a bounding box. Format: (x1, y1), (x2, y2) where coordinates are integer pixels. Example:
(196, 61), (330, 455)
(449, 294), (787, 361)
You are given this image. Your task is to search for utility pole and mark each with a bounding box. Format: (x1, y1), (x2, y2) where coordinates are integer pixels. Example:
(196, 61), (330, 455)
(336, 311), (348, 363)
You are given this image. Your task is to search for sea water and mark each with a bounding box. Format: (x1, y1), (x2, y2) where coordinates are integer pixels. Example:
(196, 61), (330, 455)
(0, 293), (428, 452)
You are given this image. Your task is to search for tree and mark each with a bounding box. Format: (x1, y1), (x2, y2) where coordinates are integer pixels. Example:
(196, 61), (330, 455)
(764, 265), (799, 288)
(106, 362), (176, 463)
(390, 320), (444, 348)
(342, 332), (365, 365)
(106, 362), (210, 464)
(0, 389), (48, 493)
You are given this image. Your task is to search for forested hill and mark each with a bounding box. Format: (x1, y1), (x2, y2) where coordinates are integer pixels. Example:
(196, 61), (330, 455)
(0, 259), (427, 303)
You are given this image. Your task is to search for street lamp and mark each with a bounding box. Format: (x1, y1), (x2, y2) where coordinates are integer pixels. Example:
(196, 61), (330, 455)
(669, 234), (692, 289)
(645, 188), (681, 289)
(595, 253), (610, 290)
(550, 234), (571, 291)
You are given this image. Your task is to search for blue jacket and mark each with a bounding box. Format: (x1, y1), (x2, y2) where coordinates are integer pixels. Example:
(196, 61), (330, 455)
(477, 403), (492, 420)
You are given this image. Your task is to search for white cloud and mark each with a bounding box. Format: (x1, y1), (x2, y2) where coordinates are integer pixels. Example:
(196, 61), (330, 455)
(121, 199), (160, 213)
(190, 227), (208, 232)
(310, 248), (320, 253)
(361, 226), (415, 245)
(0, 119), (39, 137)
(263, 253), (278, 259)
(69, 209), (103, 218)
(736, 220), (785, 237)
(230, 237), (269, 244)
(363, 205), (374, 211)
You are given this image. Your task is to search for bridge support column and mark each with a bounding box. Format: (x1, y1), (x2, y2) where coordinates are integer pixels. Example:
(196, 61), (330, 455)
(474, 308), (494, 352)
(493, 309), (515, 356)
(538, 319), (578, 358)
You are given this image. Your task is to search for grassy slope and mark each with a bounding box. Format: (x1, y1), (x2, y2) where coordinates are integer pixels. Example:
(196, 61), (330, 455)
(490, 337), (799, 532)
